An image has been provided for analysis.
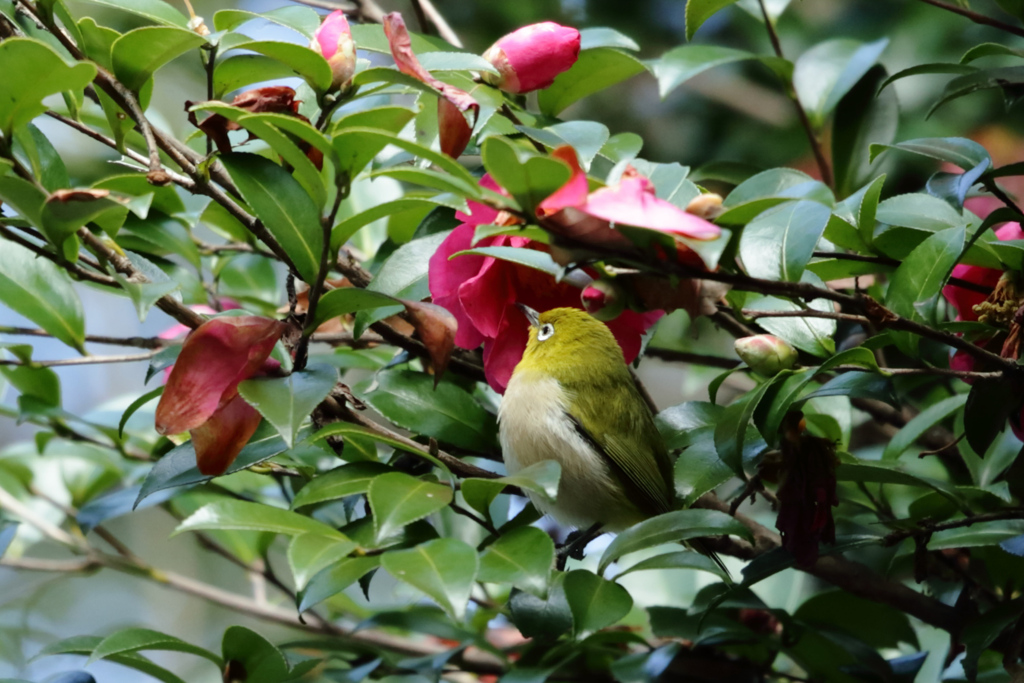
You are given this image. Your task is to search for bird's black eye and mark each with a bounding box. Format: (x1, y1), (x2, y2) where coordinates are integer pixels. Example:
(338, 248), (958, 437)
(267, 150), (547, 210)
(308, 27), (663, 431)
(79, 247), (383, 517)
(537, 323), (554, 341)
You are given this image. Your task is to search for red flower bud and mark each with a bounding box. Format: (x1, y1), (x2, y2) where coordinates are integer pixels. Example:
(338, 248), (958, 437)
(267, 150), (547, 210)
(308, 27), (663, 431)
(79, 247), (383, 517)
(482, 22), (580, 94)
(734, 335), (797, 376)
(310, 10), (356, 92)
(155, 316), (286, 475)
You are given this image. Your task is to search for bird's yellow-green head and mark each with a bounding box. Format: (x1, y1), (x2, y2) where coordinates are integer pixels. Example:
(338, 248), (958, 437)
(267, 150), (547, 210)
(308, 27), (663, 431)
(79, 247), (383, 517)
(515, 305), (630, 383)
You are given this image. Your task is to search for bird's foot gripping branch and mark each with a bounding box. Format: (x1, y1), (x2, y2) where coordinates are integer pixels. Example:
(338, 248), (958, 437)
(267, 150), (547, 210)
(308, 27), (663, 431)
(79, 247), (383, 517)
(5, 0), (1024, 681)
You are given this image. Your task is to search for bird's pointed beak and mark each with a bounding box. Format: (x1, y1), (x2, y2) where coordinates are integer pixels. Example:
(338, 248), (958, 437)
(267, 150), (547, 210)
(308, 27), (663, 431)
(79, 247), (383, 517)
(516, 303), (540, 328)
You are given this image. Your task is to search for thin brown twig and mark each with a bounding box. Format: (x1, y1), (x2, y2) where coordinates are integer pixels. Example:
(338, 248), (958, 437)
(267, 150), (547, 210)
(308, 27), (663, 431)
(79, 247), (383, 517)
(917, 0), (1024, 39)
(643, 347), (740, 369)
(812, 251), (994, 295)
(882, 508), (1024, 546)
(756, 0), (832, 188)
(0, 351), (158, 367)
(0, 327), (169, 349)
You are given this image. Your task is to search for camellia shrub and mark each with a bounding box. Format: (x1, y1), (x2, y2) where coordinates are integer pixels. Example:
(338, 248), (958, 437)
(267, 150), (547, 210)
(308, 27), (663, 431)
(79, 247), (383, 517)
(3, 0), (1024, 681)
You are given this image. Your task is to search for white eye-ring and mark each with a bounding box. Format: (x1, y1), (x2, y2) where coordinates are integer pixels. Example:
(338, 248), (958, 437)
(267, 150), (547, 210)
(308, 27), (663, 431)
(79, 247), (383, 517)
(537, 323), (555, 341)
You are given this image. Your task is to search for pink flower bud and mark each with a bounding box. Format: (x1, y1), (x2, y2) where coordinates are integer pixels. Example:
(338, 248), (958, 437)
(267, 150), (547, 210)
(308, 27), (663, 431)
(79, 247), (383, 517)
(311, 10), (356, 92)
(581, 280), (625, 321)
(734, 335), (797, 376)
(482, 22), (580, 94)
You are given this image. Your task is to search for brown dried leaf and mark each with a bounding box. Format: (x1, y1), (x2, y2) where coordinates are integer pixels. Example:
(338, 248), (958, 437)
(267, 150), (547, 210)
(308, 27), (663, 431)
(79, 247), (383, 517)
(401, 299), (457, 385)
(48, 188), (110, 203)
(622, 274), (728, 318)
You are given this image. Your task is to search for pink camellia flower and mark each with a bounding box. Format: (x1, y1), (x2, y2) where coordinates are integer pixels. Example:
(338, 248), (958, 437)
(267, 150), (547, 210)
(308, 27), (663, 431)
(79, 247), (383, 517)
(155, 316), (286, 475)
(941, 223), (1024, 438)
(310, 10), (356, 92)
(482, 22), (581, 93)
(429, 176), (661, 393)
(537, 146), (721, 264)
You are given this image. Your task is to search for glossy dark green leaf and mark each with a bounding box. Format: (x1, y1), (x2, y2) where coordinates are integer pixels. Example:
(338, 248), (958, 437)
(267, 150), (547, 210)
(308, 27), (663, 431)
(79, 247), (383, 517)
(832, 66), (898, 196)
(508, 573), (572, 639)
(288, 532), (359, 589)
(79, 0), (188, 26)
(0, 175), (46, 230)
(714, 377), (777, 475)
(310, 288), (399, 329)
(219, 153), (323, 284)
(0, 38), (96, 136)
(478, 526), (554, 596)
(225, 40), (332, 94)
(926, 158), (991, 210)
(14, 123), (69, 192)
(291, 462), (391, 509)
(929, 520), (1024, 550)
(111, 27), (207, 92)
(461, 461), (560, 521)
(717, 168), (833, 225)
(928, 66), (1024, 117)
(331, 127), (476, 189)
(35, 636), (187, 683)
(174, 499), (348, 539)
(298, 555), (380, 612)
(238, 364), (338, 447)
(213, 7), (319, 38)
(835, 462), (965, 510)
(793, 38), (888, 128)
(883, 394), (968, 460)
(360, 370), (498, 452)
(616, 549), (731, 581)
(685, 0), (740, 39)
(964, 379), (1019, 457)
(598, 509), (750, 572)
(332, 198), (455, 251)
(368, 471), (453, 541)
(381, 538), (477, 619)
(538, 47), (646, 116)
(878, 63), (977, 92)
(0, 240), (85, 352)
(960, 600), (1024, 681)
(654, 45), (786, 99)
(562, 569), (633, 637)
(869, 137), (991, 171)
(221, 626), (289, 683)
(89, 628), (221, 666)
(738, 200), (831, 281)
(801, 371), (897, 406)
(481, 136), (572, 214)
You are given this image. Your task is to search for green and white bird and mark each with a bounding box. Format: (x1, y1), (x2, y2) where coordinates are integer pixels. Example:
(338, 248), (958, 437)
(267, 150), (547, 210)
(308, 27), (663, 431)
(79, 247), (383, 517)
(498, 305), (675, 532)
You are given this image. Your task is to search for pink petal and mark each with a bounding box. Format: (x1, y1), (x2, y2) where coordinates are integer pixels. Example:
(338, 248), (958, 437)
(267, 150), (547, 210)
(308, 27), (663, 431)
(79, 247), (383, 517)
(584, 175), (721, 240)
(607, 310), (664, 363)
(155, 316), (286, 435)
(537, 146), (589, 216)
(950, 349), (976, 378)
(428, 223), (487, 350)
(481, 310), (529, 393)
(312, 10), (350, 61)
(456, 174), (503, 226)
(191, 392), (264, 475)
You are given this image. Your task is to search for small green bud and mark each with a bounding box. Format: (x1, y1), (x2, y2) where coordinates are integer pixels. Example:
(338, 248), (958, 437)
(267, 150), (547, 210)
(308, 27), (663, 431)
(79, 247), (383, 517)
(581, 280), (625, 321)
(734, 334), (797, 376)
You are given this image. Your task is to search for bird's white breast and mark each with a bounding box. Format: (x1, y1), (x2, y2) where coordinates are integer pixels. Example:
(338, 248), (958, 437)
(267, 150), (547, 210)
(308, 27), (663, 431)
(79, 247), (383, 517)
(498, 370), (643, 530)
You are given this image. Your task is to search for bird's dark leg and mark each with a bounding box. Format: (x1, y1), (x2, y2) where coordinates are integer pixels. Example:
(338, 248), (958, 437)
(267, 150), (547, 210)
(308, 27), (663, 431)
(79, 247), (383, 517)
(556, 523), (604, 570)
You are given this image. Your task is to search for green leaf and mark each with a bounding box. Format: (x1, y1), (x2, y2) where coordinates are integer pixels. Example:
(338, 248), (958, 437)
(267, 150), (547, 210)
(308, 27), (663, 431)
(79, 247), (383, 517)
(616, 549), (732, 581)
(461, 461), (561, 522)
(332, 198), (459, 251)
(237, 365), (338, 447)
(0, 240), (85, 352)
(451, 246), (561, 279)
(0, 176), (46, 230)
(174, 499), (346, 539)
(738, 200), (831, 281)
(598, 509), (750, 573)
(792, 38), (888, 128)
(481, 137), (572, 214)
(381, 538), (478, 619)
(518, 121), (610, 170)
(718, 168), (833, 225)
(89, 628), (221, 667)
(562, 570), (633, 637)
(36, 636), (188, 683)
(964, 379), (1019, 457)
(832, 66), (898, 196)
(118, 386), (164, 438)
(715, 378), (776, 474)
(795, 590), (919, 649)
(508, 574), (573, 640)
(298, 555), (380, 612)
(869, 137), (991, 171)
(331, 127), (477, 190)
(288, 532), (358, 590)
(213, 7), (319, 38)
(111, 27), (207, 92)
(538, 47), (646, 116)
(883, 394), (968, 460)
(359, 370), (498, 452)
(0, 38), (97, 137)
(79, 0), (188, 26)
(290, 462), (391, 509)
(219, 153), (323, 284)
(213, 55), (296, 98)
(878, 63), (977, 92)
(368, 471), (453, 542)
(744, 287), (836, 358)
(221, 626), (289, 683)
(686, 0), (740, 40)
(310, 288), (399, 329)
(14, 123), (69, 192)
(674, 433), (735, 506)
(960, 601), (1024, 682)
(225, 40), (332, 94)
(927, 66), (1024, 117)
(653, 45), (785, 99)
(929, 520), (1024, 550)
(478, 526), (554, 596)
(835, 462), (965, 510)
(885, 225), (965, 354)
